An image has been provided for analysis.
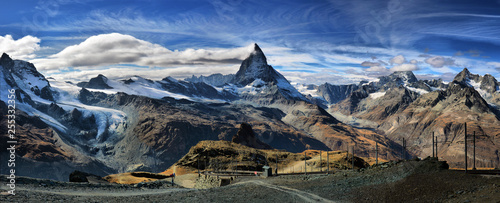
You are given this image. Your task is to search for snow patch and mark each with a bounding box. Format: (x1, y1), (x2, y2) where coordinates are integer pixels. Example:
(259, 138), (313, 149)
(17, 102), (68, 133)
(276, 77), (305, 99)
(294, 83), (321, 98)
(467, 79), (491, 99)
(369, 92), (386, 99)
(406, 86), (429, 95)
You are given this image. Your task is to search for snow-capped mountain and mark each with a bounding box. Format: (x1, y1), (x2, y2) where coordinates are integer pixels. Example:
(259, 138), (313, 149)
(73, 74), (236, 102)
(0, 46), (404, 180)
(6, 42), (498, 180)
(229, 43), (307, 102)
(452, 68), (500, 106)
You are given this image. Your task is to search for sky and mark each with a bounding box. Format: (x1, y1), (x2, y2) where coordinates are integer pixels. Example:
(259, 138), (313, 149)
(1, 0), (500, 85)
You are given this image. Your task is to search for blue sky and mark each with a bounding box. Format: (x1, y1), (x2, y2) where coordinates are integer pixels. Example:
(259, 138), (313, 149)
(1, 0), (500, 84)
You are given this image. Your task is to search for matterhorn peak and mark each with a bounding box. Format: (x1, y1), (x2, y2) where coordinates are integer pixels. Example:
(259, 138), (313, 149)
(233, 43), (272, 86)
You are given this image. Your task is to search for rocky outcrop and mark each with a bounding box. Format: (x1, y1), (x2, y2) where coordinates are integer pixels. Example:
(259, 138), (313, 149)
(69, 170), (104, 183)
(232, 123), (272, 150)
(77, 74), (113, 89)
(378, 71), (418, 90)
(1, 53), (55, 101)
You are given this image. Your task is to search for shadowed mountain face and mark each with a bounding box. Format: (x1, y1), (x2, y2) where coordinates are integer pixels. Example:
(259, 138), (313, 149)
(232, 123), (273, 150)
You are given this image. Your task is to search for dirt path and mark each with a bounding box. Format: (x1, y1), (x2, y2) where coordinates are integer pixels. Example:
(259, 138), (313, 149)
(0, 185), (194, 197)
(239, 180), (335, 203)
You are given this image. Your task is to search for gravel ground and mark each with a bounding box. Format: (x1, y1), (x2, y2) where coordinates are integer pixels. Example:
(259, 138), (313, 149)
(1, 160), (499, 203)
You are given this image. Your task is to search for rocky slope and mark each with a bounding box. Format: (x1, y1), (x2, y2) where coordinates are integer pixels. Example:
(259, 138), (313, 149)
(379, 73), (500, 168)
(329, 68), (500, 168)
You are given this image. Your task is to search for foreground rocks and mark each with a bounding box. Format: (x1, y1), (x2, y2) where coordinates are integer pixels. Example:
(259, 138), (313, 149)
(2, 159), (498, 202)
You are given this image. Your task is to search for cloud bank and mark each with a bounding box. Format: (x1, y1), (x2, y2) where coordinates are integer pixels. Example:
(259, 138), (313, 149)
(0, 35), (41, 59)
(32, 33), (255, 71)
(424, 56), (455, 68)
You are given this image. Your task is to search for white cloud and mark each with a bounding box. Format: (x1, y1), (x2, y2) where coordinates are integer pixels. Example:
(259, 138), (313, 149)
(0, 35), (41, 59)
(31, 33), (255, 71)
(389, 55), (406, 65)
(390, 64), (419, 72)
(281, 70), (376, 85)
(360, 61), (380, 67)
(410, 59), (418, 64)
(365, 65), (389, 73)
(487, 62), (500, 68)
(424, 56), (455, 68)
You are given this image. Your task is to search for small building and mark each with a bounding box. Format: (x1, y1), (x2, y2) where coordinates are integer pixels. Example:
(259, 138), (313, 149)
(262, 166), (272, 177)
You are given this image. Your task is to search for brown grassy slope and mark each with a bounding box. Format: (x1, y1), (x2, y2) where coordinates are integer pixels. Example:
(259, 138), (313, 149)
(163, 140), (370, 175)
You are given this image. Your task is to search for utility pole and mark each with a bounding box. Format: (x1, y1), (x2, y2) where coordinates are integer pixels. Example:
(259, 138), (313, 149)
(304, 151), (307, 175)
(402, 138), (406, 160)
(465, 122), (468, 173)
(432, 132), (435, 158)
(352, 145), (355, 170)
(473, 131), (476, 170)
(327, 151), (329, 174)
(375, 143), (378, 165)
(320, 151), (322, 172)
(276, 154), (278, 176)
(435, 135), (438, 160)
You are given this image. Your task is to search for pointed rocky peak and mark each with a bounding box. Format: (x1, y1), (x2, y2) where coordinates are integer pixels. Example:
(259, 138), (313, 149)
(453, 68), (472, 83)
(162, 76), (178, 83)
(77, 74), (113, 89)
(378, 71), (418, 87)
(480, 74), (499, 94)
(233, 43), (272, 86)
(1, 53), (12, 62)
(0, 53), (14, 68)
(252, 43), (266, 61)
(393, 71), (418, 83)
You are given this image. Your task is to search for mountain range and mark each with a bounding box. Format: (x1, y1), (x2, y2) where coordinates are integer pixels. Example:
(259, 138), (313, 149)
(1, 44), (499, 181)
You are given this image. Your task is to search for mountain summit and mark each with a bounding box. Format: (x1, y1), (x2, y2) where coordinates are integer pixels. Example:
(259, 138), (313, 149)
(232, 43), (306, 101)
(233, 43), (274, 86)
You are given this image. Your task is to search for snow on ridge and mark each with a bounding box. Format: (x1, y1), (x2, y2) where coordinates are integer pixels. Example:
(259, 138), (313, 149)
(406, 86), (429, 95)
(95, 77), (194, 101)
(467, 79), (491, 99)
(294, 83), (321, 98)
(369, 91), (386, 99)
(17, 102), (68, 133)
(230, 78), (266, 95)
(276, 77), (305, 99)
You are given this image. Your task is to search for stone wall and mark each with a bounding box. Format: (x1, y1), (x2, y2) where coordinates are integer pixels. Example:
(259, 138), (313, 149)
(194, 175), (221, 189)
